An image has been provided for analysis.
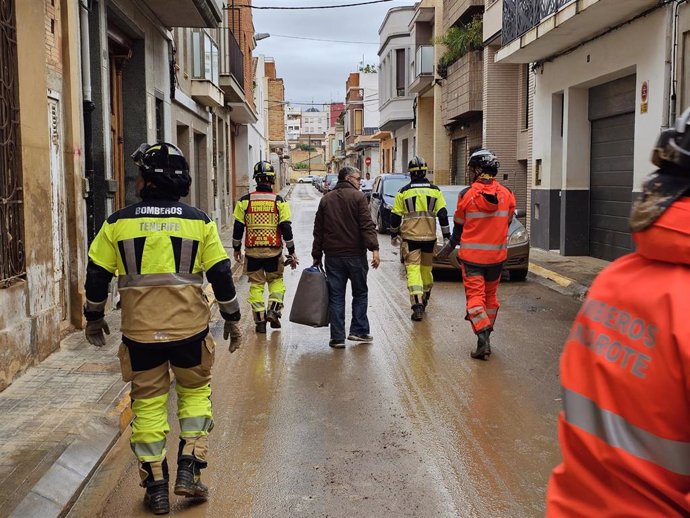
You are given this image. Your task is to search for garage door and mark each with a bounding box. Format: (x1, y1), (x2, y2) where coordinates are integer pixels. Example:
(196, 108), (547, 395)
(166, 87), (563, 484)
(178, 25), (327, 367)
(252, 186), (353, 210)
(589, 75), (635, 261)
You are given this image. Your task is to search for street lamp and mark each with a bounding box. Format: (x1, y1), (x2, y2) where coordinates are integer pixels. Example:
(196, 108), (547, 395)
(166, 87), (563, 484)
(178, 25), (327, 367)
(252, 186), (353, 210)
(255, 33), (270, 41)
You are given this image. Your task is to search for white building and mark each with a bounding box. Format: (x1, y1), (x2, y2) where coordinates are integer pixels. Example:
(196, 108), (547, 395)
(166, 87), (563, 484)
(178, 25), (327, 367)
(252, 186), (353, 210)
(245, 55), (269, 193)
(494, 0), (690, 261)
(285, 105), (301, 140)
(378, 6), (416, 174)
(302, 107), (329, 134)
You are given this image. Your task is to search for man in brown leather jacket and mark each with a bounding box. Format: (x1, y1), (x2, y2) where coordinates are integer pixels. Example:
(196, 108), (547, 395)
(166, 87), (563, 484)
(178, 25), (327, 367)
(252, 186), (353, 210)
(312, 166), (380, 348)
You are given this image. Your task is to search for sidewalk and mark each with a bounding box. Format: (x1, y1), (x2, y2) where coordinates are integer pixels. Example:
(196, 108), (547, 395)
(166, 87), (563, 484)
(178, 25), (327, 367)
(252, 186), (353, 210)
(0, 186), (295, 518)
(527, 247), (610, 300)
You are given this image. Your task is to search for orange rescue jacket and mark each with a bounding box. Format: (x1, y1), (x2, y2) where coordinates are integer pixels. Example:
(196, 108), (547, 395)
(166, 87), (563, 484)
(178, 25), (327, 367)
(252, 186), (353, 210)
(547, 197), (690, 517)
(454, 179), (515, 265)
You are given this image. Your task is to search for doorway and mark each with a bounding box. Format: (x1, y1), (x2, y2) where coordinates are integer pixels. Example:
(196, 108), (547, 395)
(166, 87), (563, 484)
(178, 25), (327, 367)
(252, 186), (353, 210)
(108, 29), (132, 210)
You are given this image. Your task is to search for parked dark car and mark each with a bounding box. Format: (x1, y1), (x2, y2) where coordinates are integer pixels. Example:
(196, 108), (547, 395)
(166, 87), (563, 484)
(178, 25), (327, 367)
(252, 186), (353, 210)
(429, 185), (530, 280)
(369, 174), (410, 233)
(323, 174), (338, 192)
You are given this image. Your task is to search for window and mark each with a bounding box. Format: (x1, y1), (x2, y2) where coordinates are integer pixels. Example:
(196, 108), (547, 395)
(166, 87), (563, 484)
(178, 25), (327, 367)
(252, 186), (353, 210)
(155, 98), (164, 143)
(522, 64), (530, 130)
(354, 109), (363, 135)
(1, 4), (24, 285)
(192, 30), (218, 85)
(395, 49), (406, 96)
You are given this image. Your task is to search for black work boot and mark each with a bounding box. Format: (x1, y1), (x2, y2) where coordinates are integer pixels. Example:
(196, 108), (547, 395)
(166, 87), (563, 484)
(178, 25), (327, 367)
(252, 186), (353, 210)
(411, 304), (424, 321)
(422, 292), (431, 311)
(174, 459), (209, 499)
(141, 460), (170, 515)
(255, 321), (267, 333)
(266, 303), (282, 329)
(471, 330), (492, 361)
(144, 482), (170, 515)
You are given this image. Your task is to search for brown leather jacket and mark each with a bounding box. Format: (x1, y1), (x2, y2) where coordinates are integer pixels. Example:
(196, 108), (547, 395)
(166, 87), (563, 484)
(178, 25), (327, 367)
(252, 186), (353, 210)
(312, 181), (379, 261)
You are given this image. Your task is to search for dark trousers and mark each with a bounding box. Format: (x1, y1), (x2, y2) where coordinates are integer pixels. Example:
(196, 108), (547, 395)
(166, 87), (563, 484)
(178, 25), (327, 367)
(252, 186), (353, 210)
(324, 255), (370, 340)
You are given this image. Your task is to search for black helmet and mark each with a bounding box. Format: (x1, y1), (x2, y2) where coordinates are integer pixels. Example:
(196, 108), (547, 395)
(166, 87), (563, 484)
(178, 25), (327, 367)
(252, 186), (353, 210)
(253, 161), (276, 183)
(468, 149), (499, 175)
(407, 156), (428, 178)
(652, 107), (690, 170)
(132, 142), (191, 198)
(630, 107), (690, 231)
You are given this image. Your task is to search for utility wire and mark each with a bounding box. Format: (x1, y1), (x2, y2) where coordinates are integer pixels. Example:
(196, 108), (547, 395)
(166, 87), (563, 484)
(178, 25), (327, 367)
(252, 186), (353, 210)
(268, 33), (378, 45)
(232, 0), (394, 9)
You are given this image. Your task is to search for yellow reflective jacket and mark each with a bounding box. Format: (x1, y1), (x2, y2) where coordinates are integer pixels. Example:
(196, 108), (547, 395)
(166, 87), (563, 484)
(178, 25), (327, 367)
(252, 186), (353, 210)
(87, 200), (232, 345)
(391, 181), (449, 241)
(232, 189), (293, 258)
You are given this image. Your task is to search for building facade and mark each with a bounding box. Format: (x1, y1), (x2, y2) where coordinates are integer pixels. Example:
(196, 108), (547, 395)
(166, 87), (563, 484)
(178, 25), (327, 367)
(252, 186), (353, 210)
(302, 107), (329, 135)
(495, 0), (690, 260)
(378, 6), (416, 174)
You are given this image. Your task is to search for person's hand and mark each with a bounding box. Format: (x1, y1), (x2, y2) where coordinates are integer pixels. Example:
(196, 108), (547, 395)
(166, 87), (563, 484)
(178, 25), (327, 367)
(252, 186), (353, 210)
(437, 239), (457, 259)
(223, 320), (242, 353)
(85, 318), (110, 347)
(391, 235), (402, 247)
(312, 258), (322, 268)
(285, 253), (299, 270)
(371, 250), (381, 269)
(233, 250), (243, 263)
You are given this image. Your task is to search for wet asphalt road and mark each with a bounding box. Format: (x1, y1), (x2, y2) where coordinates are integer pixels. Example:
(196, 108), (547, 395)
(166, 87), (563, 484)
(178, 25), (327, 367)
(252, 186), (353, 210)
(83, 184), (583, 518)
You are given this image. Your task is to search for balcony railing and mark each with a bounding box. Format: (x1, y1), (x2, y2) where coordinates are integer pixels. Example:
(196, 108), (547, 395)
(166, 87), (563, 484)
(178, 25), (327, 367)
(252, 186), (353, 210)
(219, 28), (244, 90)
(415, 45), (434, 77)
(503, 0), (572, 44)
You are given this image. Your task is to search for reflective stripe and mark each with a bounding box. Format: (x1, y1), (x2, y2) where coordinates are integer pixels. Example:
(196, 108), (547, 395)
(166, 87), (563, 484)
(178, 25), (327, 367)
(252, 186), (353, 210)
(462, 243), (508, 250)
(440, 225), (450, 234)
(122, 239), (137, 274)
(232, 239), (242, 248)
(250, 302), (265, 310)
(466, 211), (510, 219)
(486, 309), (498, 315)
(179, 416), (214, 434)
(285, 239), (295, 249)
(268, 291), (284, 303)
(251, 193), (277, 201)
(563, 388), (690, 476)
(468, 306), (484, 314)
(454, 216), (465, 225)
(118, 273), (203, 288)
(132, 439), (166, 459)
(470, 315), (486, 325)
(405, 197), (416, 213)
(85, 298), (107, 312)
(218, 296), (240, 315)
(179, 239), (194, 273)
(408, 284), (423, 293)
(428, 196), (436, 213)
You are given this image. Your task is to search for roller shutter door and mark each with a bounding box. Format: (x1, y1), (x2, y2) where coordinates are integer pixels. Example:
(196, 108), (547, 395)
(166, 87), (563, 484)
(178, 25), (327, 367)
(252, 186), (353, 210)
(588, 75), (635, 261)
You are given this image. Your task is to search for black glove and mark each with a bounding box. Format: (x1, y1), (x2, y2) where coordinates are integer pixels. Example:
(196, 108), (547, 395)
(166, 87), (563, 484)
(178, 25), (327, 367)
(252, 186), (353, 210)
(85, 318), (110, 347)
(224, 320), (242, 353)
(436, 238), (457, 259)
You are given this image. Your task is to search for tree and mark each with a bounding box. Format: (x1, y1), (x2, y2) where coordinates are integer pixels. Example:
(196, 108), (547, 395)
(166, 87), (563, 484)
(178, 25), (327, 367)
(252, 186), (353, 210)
(358, 63), (377, 73)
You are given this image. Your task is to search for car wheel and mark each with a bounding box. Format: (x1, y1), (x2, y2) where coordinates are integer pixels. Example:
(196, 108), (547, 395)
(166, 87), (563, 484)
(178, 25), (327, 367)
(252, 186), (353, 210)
(509, 268), (528, 282)
(377, 212), (387, 234)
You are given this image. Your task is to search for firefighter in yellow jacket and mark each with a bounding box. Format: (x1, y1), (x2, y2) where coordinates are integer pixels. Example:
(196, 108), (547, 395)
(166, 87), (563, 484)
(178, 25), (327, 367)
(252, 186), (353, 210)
(390, 156), (450, 321)
(233, 161), (298, 333)
(84, 143), (241, 514)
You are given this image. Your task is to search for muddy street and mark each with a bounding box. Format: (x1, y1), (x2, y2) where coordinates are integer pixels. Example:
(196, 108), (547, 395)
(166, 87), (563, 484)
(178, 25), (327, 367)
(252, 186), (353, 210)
(80, 184), (581, 518)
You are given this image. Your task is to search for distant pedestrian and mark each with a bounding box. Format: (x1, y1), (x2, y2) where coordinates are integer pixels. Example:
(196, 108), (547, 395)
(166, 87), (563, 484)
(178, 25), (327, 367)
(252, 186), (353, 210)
(233, 161), (298, 333)
(84, 143), (241, 514)
(360, 172), (374, 193)
(312, 166), (380, 348)
(438, 150), (515, 360)
(390, 156), (450, 322)
(546, 108), (690, 517)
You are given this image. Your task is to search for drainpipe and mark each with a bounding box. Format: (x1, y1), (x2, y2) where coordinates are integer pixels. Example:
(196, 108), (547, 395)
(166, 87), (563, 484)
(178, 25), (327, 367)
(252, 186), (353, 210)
(79, 0), (96, 241)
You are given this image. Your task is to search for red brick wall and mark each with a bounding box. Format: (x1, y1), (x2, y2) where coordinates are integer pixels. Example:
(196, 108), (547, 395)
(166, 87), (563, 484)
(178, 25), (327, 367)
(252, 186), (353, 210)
(268, 78), (285, 141)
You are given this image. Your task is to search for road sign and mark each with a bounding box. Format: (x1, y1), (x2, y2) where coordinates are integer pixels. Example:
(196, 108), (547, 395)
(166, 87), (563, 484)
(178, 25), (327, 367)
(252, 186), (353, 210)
(365, 156), (371, 166)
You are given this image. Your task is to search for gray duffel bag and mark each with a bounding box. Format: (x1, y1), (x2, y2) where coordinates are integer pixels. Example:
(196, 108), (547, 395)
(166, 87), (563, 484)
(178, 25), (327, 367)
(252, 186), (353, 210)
(289, 266), (329, 327)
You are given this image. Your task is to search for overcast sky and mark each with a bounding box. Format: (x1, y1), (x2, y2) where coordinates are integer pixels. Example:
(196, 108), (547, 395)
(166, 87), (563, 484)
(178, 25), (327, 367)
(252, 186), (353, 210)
(252, 0), (413, 108)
